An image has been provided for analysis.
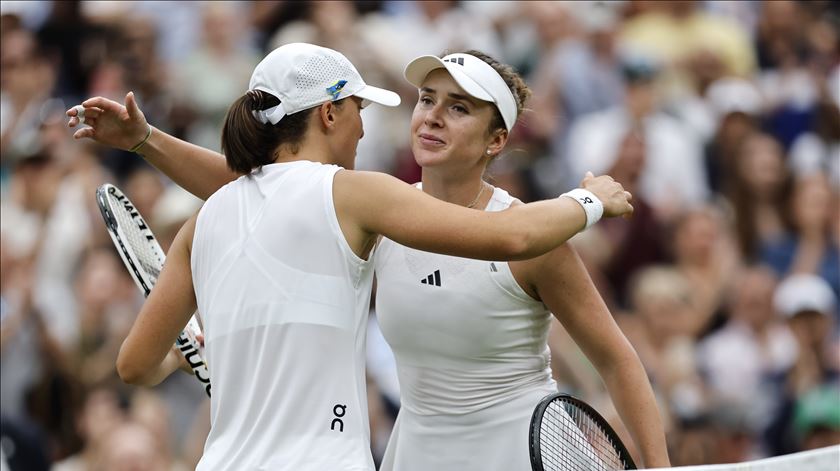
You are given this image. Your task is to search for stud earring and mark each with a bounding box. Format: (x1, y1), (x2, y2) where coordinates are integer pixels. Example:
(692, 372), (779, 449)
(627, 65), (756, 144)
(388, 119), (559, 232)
(486, 150), (492, 155)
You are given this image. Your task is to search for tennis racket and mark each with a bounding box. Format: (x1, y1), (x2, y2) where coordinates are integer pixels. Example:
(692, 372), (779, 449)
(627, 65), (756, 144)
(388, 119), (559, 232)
(529, 393), (636, 471)
(96, 183), (211, 397)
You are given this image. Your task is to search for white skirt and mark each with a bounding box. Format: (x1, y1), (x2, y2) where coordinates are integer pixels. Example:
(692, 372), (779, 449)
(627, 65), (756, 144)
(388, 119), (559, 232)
(380, 385), (556, 471)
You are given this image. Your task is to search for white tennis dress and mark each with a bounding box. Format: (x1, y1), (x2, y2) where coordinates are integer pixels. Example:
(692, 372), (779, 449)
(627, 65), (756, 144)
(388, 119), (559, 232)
(375, 185), (557, 471)
(191, 161), (376, 470)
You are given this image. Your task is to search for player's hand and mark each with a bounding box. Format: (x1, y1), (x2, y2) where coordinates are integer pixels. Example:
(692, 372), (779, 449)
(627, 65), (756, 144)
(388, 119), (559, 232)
(66, 91), (149, 151)
(580, 171), (634, 218)
(169, 346), (192, 374)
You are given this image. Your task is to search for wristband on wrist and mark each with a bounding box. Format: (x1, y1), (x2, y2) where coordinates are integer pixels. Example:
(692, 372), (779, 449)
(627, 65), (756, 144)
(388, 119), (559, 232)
(129, 125), (153, 153)
(561, 188), (604, 230)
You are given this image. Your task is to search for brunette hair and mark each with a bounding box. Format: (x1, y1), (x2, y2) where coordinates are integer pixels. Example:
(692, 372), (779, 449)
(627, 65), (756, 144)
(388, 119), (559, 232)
(221, 90), (314, 174)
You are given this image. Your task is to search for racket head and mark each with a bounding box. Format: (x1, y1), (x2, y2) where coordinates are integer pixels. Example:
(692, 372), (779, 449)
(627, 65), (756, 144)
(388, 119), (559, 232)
(96, 183), (165, 296)
(529, 392), (637, 471)
(96, 183), (211, 397)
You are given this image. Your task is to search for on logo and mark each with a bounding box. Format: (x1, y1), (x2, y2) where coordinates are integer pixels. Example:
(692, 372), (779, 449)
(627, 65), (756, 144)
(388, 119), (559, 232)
(582, 197), (593, 204)
(331, 404), (346, 432)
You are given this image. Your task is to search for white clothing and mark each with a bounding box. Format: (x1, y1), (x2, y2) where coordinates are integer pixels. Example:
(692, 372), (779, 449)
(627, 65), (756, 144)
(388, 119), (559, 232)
(565, 107), (710, 210)
(375, 186), (556, 471)
(697, 321), (798, 402)
(191, 161), (375, 471)
(696, 320), (798, 430)
(789, 133), (840, 189)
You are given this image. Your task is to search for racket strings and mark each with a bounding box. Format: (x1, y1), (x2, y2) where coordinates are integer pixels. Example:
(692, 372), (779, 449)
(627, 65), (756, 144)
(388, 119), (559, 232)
(107, 193), (165, 281)
(539, 400), (627, 471)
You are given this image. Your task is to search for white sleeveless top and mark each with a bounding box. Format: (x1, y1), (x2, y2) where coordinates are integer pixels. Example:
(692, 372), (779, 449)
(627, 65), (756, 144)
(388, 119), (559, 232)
(375, 186), (557, 471)
(191, 161), (376, 471)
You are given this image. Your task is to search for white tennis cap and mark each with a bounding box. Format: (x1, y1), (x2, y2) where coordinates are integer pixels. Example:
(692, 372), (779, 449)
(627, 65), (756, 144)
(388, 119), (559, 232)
(249, 43), (400, 125)
(773, 274), (837, 318)
(404, 53), (518, 132)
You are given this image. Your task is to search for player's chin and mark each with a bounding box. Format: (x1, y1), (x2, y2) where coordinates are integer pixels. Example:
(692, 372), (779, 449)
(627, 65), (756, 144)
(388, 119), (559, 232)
(411, 147), (449, 168)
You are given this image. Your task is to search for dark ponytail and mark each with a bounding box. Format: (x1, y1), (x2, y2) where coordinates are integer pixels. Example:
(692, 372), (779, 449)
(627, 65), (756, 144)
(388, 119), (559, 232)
(221, 90), (314, 174)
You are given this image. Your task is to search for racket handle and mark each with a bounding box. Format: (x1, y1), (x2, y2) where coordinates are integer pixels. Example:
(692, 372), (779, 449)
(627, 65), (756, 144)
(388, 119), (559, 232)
(176, 318), (211, 397)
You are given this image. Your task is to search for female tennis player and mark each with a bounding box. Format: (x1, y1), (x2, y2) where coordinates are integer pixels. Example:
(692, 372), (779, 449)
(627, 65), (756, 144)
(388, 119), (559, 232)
(372, 51), (670, 470)
(88, 44), (633, 470)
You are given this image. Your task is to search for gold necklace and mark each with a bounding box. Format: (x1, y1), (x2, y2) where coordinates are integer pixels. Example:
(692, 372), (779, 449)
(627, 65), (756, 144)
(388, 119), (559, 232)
(466, 182), (488, 209)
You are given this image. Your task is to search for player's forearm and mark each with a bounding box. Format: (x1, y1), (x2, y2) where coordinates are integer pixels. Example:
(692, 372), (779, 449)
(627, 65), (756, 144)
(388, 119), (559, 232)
(138, 127), (241, 200)
(117, 344), (184, 387)
(600, 352), (670, 468)
(504, 197), (587, 259)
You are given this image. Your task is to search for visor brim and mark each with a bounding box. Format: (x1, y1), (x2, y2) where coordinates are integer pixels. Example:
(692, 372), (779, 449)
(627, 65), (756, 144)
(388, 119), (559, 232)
(404, 55), (494, 103)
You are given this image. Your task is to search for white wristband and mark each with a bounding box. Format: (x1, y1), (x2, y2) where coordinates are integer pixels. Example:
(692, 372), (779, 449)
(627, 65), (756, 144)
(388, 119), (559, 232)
(561, 188), (604, 230)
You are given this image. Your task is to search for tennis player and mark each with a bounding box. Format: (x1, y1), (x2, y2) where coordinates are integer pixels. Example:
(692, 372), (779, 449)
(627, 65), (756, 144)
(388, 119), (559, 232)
(97, 44), (633, 470)
(374, 51), (670, 470)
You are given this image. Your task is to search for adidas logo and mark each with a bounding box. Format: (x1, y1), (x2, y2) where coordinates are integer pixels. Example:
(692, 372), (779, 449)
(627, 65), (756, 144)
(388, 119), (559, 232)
(420, 269), (442, 287)
(443, 57), (464, 66)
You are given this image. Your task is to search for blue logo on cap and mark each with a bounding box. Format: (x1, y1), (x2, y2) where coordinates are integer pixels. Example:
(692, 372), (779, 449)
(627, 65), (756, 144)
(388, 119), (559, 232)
(327, 80), (348, 100)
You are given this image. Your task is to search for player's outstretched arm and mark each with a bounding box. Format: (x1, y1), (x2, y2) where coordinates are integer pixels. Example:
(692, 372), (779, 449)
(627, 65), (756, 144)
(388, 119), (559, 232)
(334, 170), (633, 261)
(67, 92), (237, 199)
(117, 214), (199, 386)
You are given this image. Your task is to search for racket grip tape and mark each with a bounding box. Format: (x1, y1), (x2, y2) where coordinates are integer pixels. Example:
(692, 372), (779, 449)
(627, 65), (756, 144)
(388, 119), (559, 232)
(176, 328), (211, 397)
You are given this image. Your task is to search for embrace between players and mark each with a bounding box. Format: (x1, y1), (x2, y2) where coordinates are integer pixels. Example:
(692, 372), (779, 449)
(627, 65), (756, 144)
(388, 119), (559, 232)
(67, 43), (670, 470)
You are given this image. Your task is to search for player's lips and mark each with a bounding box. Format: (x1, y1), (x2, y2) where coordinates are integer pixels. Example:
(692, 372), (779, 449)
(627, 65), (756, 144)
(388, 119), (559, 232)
(418, 133), (445, 147)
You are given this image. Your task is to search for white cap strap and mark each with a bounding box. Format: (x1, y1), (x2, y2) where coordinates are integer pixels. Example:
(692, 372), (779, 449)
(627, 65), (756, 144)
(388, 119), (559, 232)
(253, 102), (287, 125)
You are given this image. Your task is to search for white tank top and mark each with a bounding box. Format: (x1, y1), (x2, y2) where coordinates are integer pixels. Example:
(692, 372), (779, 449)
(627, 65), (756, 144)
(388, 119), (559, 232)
(191, 161), (376, 471)
(374, 186), (556, 416)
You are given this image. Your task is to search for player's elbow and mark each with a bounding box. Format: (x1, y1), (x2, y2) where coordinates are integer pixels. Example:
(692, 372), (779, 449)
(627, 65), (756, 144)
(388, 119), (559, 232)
(116, 345), (146, 385)
(499, 230), (536, 260)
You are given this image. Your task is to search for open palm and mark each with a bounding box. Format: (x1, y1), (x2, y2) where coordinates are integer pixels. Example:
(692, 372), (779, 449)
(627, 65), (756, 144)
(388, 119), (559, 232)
(66, 91), (150, 151)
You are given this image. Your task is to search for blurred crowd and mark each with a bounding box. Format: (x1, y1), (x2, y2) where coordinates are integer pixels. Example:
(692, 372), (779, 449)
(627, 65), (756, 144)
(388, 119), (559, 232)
(1, 1), (838, 470)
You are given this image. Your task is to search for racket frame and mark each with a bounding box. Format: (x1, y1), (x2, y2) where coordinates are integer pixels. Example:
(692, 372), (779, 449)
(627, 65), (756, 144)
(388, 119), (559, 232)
(529, 392), (636, 471)
(96, 183), (211, 397)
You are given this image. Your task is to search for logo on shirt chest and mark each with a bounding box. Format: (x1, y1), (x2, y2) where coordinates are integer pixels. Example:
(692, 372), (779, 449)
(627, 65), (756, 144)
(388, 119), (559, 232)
(331, 404), (347, 432)
(420, 269), (442, 287)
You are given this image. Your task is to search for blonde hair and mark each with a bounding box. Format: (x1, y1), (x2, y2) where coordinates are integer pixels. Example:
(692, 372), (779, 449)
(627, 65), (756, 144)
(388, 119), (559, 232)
(629, 266), (692, 309)
(459, 50), (531, 134)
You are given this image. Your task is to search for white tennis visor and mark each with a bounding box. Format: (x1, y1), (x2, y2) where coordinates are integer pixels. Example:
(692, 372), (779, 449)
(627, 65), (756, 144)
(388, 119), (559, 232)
(404, 53), (518, 132)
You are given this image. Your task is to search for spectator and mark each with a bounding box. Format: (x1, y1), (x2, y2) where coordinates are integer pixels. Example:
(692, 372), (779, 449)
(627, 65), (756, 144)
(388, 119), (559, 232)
(788, 100), (840, 189)
(765, 273), (839, 455)
(95, 421), (174, 471)
(760, 173), (840, 296)
(793, 385), (840, 451)
(0, 28), (57, 163)
(621, 266), (706, 419)
(726, 132), (792, 261)
(52, 386), (127, 471)
(171, 2), (259, 153)
(572, 130), (668, 308)
(702, 77), (764, 193)
(696, 266), (797, 434)
(565, 54), (710, 221)
(672, 206), (740, 336)
(619, 0), (756, 100)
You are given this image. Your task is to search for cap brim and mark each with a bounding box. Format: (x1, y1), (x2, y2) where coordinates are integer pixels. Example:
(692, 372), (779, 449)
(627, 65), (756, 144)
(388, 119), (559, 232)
(354, 84), (401, 107)
(403, 55), (494, 102)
